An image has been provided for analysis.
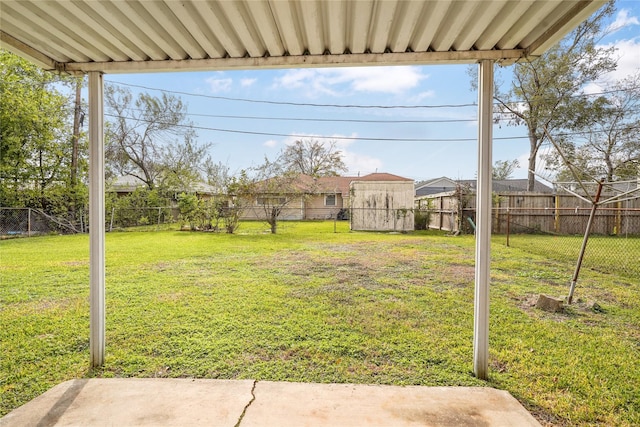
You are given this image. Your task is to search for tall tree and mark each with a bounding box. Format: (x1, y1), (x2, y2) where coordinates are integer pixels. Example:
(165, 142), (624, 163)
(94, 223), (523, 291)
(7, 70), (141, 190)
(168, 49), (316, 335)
(105, 85), (209, 190)
(278, 139), (347, 177)
(489, 1), (617, 191)
(246, 157), (315, 234)
(203, 159), (231, 192)
(160, 134), (212, 193)
(69, 76), (86, 220)
(0, 50), (78, 211)
(546, 74), (640, 182)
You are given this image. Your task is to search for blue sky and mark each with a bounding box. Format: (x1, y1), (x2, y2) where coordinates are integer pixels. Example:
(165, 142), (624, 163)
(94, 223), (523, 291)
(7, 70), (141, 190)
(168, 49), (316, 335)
(103, 2), (640, 183)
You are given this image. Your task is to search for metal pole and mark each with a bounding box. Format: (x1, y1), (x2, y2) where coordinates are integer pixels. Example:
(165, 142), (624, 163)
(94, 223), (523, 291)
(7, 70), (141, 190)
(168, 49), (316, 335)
(89, 71), (105, 367)
(568, 180), (604, 304)
(474, 60), (493, 380)
(28, 208), (31, 237)
(506, 208), (510, 247)
(555, 194), (560, 233)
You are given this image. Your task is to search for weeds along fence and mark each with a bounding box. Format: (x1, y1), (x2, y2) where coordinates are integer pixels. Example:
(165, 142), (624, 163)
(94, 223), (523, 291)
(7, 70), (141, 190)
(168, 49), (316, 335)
(0, 206), (176, 237)
(107, 206), (176, 231)
(0, 207), (85, 238)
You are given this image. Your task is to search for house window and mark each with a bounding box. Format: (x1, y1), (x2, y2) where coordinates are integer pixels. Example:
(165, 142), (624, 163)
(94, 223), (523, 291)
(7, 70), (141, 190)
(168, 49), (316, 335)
(325, 194), (336, 206)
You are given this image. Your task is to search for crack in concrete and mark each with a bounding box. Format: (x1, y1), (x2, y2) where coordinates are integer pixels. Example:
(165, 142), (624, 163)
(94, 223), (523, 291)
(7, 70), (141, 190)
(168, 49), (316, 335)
(234, 380), (257, 427)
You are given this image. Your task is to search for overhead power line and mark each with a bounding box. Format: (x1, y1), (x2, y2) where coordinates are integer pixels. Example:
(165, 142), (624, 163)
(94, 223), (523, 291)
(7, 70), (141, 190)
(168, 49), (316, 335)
(106, 81), (477, 109)
(107, 80), (640, 111)
(104, 113), (524, 142)
(106, 112), (640, 143)
(121, 106), (478, 124)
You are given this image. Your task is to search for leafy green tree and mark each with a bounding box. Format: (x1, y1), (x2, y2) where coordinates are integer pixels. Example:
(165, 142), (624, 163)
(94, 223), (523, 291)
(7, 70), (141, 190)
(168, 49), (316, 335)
(0, 50), (83, 215)
(545, 72), (640, 182)
(106, 188), (171, 229)
(492, 159), (520, 180)
(278, 139), (347, 177)
(222, 171), (252, 234)
(483, 2), (617, 191)
(160, 134), (212, 193)
(246, 157), (315, 234)
(104, 85), (210, 191)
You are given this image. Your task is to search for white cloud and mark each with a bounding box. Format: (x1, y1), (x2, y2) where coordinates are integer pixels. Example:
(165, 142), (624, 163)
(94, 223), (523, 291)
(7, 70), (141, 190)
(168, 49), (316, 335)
(329, 67), (427, 93)
(205, 74), (233, 93)
(342, 151), (383, 176)
(606, 9), (640, 34)
(273, 66), (428, 97)
(407, 90), (436, 103)
(591, 37), (640, 89)
(275, 69), (318, 90)
(263, 139), (278, 148)
(240, 78), (257, 87)
(583, 82), (604, 95)
(609, 38), (640, 80)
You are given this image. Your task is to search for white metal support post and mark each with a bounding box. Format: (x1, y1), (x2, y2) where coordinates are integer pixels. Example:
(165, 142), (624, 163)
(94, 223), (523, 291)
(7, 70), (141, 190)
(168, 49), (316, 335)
(474, 60), (494, 380)
(89, 71), (105, 367)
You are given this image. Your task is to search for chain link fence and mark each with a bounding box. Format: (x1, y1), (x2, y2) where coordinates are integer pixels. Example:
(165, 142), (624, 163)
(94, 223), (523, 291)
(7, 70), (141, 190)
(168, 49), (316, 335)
(107, 206), (176, 231)
(0, 207), (85, 238)
(495, 207), (640, 280)
(6, 202), (636, 280)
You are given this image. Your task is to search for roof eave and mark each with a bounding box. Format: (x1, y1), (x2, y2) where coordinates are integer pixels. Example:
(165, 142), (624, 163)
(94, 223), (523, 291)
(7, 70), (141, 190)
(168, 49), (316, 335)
(0, 31), (59, 71)
(61, 49), (527, 74)
(527, 0), (607, 56)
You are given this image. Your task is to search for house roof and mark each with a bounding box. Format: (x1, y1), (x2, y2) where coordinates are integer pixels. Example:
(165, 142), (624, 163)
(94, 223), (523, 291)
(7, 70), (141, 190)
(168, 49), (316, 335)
(415, 176), (554, 196)
(353, 172), (413, 182)
(1, 1), (605, 73)
(109, 175), (147, 193)
(322, 173), (413, 195)
(461, 179), (554, 193)
(108, 175), (219, 194)
(415, 177), (459, 196)
(255, 172), (413, 196)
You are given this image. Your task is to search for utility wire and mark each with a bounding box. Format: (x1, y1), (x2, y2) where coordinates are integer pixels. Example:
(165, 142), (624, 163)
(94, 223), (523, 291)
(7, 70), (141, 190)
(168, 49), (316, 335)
(121, 106), (478, 124)
(106, 112), (639, 143)
(105, 81), (477, 109)
(107, 80), (640, 111)
(104, 113), (524, 142)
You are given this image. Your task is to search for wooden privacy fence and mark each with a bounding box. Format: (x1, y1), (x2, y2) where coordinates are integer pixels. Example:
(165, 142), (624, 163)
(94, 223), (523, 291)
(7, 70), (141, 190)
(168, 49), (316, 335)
(418, 192), (640, 236)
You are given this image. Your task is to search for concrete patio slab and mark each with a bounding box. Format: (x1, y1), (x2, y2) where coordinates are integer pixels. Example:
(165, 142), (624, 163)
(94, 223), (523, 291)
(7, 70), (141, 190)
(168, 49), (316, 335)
(1, 379), (541, 427)
(0, 379), (255, 427)
(242, 382), (541, 427)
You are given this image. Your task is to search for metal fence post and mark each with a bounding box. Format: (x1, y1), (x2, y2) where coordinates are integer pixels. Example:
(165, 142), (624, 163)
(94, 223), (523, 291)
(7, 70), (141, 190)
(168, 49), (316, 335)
(568, 180), (604, 304)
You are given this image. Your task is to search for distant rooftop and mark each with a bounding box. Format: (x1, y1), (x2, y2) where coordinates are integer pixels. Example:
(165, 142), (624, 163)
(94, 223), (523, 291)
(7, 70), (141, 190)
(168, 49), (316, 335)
(415, 177), (554, 197)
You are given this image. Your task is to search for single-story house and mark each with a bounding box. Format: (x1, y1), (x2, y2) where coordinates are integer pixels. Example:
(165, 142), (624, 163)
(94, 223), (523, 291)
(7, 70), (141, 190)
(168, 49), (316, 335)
(241, 172), (415, 231)
(415, 176), (553, 198)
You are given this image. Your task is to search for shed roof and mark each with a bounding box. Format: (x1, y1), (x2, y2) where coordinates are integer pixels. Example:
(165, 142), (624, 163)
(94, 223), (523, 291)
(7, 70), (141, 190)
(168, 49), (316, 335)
(1, 0), (606, 73)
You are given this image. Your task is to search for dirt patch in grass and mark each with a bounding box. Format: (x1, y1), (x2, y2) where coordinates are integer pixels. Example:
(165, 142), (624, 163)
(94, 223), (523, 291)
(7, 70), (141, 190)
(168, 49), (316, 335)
(60, 261), (87, 268)
(438, 264), (474, 288)
(31, 297), (79, 312)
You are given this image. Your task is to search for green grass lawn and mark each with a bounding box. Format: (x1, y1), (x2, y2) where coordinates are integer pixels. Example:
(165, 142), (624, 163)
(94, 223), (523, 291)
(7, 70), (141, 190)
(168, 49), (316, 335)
(1, 221), (638, 425)
(507, 234), (640, 280)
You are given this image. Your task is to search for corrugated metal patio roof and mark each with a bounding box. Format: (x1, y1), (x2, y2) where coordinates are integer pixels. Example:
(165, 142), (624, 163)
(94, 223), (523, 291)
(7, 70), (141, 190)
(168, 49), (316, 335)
(1, 0), (605, 74)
